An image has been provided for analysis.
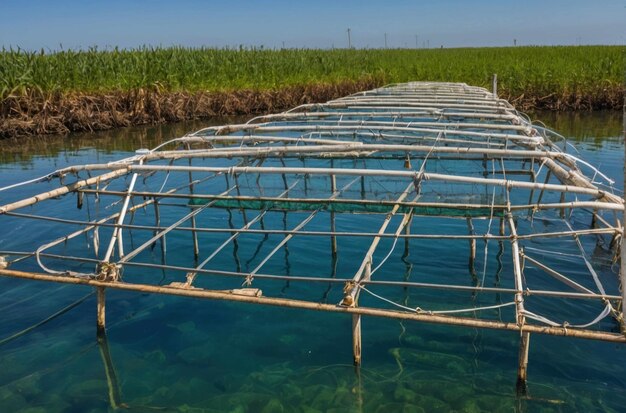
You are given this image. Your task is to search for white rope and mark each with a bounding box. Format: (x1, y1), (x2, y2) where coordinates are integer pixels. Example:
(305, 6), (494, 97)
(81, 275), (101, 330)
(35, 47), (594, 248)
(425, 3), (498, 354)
(359, 285), (516, 315)
(522, 303), (612, 329)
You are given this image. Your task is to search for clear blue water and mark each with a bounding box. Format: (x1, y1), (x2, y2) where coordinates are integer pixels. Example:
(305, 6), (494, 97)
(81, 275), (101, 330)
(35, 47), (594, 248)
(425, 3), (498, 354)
(0, 112), (624, 412)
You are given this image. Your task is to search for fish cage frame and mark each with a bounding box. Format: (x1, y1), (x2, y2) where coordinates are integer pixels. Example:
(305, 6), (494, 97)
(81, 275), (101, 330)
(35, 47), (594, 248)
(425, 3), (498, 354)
(0, 81), (624, 395)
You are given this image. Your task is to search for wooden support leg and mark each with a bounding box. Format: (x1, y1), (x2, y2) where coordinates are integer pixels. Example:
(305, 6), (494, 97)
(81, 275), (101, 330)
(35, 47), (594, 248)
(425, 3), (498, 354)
(352, 314), (362, 366)
(466, 217), (476, 277)
(97, 287), (106, 335)
(516, 332), (531, 395)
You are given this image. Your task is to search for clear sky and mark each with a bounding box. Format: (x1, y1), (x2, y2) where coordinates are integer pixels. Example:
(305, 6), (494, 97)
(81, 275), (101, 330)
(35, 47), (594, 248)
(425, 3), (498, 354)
(1, 0), (624, 50)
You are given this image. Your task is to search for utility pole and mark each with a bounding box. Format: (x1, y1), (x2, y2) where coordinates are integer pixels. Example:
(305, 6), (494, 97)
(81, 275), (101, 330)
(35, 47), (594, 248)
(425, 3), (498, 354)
(384, 33), (388, 49)
(347, 28), (352, 49)
(415, 34), (419, 48)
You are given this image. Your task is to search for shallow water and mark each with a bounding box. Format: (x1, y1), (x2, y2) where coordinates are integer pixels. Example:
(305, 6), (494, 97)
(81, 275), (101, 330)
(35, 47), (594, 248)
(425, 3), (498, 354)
(0, 112), (624, 413)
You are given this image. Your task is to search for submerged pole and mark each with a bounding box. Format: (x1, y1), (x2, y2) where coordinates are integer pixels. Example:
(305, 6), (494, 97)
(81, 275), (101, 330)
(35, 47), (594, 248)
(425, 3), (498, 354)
(516, 332), (531, 394)
(97, 330), (123, 409)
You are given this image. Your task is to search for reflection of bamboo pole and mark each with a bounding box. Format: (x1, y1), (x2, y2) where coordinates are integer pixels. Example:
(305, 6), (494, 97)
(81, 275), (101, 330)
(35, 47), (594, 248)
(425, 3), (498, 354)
(1, 268), (624, 343)
(97, 330), (124, 410)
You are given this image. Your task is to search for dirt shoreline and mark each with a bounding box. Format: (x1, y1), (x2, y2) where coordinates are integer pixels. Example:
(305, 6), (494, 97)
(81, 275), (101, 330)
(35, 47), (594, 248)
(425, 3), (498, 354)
(1, 80), (622, 139)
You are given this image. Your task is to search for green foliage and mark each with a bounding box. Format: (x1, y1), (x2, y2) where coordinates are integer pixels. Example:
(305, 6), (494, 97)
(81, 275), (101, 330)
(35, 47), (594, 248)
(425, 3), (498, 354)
(0, 45), (623, 98)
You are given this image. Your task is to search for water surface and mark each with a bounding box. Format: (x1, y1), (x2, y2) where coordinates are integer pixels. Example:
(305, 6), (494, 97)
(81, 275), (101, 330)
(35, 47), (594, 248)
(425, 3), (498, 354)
(0, 112), (624, 413)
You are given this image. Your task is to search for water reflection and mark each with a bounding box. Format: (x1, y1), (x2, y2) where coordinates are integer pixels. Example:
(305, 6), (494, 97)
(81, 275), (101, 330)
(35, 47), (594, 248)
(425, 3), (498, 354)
(0, 112), (622, 165)
(0, 117), (245, 165)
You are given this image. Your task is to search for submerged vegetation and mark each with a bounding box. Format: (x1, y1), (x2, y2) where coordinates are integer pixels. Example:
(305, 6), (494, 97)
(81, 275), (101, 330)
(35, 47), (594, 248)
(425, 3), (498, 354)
(0, 45), (623, 137)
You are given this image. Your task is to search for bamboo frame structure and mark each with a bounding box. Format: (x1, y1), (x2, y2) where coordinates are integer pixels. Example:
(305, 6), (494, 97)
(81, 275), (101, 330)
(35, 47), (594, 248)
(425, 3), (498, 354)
(0, 81), (623, 394)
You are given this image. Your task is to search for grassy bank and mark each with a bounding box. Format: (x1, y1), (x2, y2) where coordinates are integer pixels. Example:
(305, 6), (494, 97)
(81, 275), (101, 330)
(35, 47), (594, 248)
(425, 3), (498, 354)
(1, 45), (623, 138)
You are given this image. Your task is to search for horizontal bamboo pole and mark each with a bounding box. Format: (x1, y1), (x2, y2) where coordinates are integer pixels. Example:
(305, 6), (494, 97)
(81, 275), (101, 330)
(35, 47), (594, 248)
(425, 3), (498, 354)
(75, 189), (626, 213)
(0, 169), (129, 215)
(0, 268), (623, 343)
(243, 118), (531, 133)
(202, 124), (539, 144)
(67, 164), (618, 200)
(2, 250), (621, 301)
(5, 211), (620, 241)
(183, 131), (508, 149)
(144, 143), (561, 161)
(244, 110), (519, 125)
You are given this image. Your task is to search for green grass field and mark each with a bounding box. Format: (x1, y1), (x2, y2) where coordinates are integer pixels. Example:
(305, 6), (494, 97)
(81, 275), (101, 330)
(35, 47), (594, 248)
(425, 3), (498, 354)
(1, 45), (623, 98)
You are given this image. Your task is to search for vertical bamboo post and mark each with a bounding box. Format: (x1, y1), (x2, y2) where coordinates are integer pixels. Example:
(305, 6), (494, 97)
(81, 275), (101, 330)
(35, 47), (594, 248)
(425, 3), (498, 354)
(516, 332), (531, 395)
(467, 217), (476, 276)
(621, 100), (626, 329)
(352, 314), (362, 366)
(353, 260), (370, 366)
(492, 74), (498, 98)
(330, 171), (338, 257)
(96, 287), (106, 334)
(187, 145), (199, 260)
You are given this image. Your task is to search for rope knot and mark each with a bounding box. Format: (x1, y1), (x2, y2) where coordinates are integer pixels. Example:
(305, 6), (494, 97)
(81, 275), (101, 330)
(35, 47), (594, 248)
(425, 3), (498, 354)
(96, 262), (121, 282)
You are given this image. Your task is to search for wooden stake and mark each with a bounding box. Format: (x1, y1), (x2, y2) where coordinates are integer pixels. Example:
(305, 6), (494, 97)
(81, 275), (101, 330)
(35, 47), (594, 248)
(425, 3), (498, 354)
(96, 287), (106, 334)
(516, 332), (531, 395)
(352, 313), (362, 366)
(467, 217), (476, 276)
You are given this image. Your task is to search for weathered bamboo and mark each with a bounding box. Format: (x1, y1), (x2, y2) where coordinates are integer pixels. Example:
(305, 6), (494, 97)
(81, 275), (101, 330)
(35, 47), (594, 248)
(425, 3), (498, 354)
(65, 164), (617, 200)
(516, 332), (530, 395)
(96, 287), (106, 333)
(522, 253), (595, 295)
(6, 209), (619, 243)
(0, 169), (129, 215)
(0, 81), (623, 386)
(467, 217), (477, 276)
(117, 187), (236, 264)
(1, 268), (624, 343)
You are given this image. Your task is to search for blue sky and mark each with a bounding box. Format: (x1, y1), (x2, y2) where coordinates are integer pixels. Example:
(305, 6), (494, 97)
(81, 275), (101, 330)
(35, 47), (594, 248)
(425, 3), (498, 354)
(1, 0), (624, 50)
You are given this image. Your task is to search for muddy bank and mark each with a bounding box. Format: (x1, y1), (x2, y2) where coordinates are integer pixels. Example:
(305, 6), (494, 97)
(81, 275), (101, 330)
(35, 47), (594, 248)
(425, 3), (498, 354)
(1, 80), (622, 139)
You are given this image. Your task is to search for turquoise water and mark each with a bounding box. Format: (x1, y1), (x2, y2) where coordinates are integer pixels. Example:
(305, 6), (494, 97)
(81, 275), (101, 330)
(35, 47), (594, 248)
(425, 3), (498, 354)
(0, 112), (624, 412)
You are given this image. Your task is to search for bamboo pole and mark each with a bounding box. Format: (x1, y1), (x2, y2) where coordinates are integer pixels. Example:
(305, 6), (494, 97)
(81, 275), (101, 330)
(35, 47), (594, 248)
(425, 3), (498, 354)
(75, 189), (626, 214)
(0, 169), (129, 215)
(6, 209), (620, 244)
(8, 249), (623, 301)
(187, 148), (200, 260)
(1, 268), (624, 343)
(620, 97), (626, 330)
(467, 217), (477, 276)
(516, 332), (530, 395)
(96, 287), (106, 333)
(65, 164), (618, 200)
(144, 144), (561, 161)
